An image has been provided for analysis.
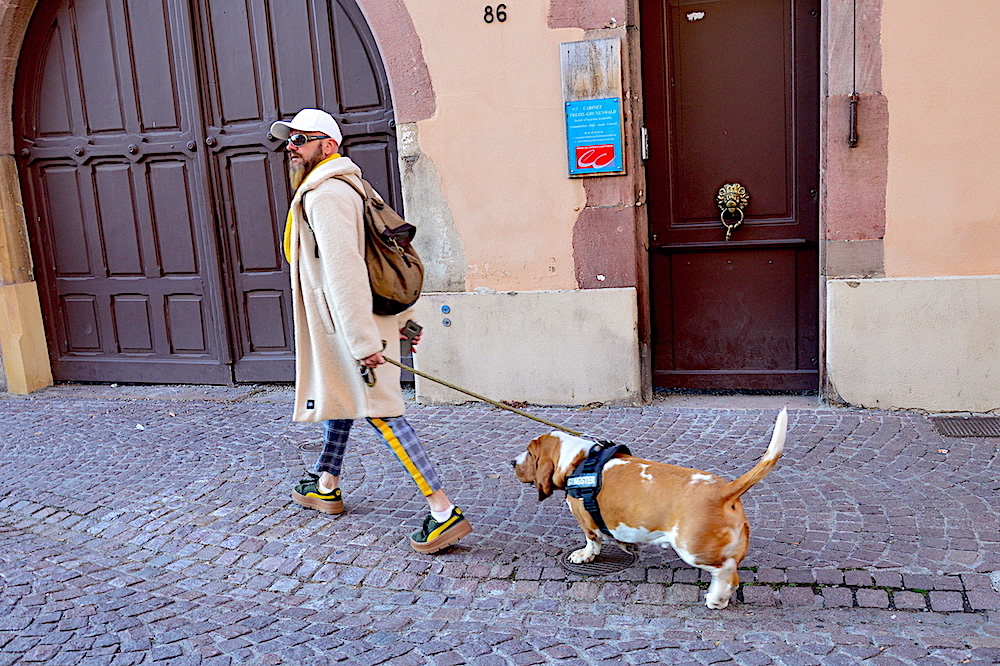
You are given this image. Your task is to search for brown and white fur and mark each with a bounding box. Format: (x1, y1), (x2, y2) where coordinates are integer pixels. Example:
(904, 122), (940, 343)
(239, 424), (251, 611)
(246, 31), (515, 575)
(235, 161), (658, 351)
(511, 408), (787, 609)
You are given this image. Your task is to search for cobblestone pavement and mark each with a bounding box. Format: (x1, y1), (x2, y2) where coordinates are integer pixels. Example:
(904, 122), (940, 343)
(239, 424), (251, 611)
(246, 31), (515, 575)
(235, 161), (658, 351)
(1, 385), (999, 665)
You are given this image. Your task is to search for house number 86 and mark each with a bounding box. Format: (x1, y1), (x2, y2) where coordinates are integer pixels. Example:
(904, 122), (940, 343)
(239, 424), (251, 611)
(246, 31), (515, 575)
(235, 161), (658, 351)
(484, 4), (507, 23)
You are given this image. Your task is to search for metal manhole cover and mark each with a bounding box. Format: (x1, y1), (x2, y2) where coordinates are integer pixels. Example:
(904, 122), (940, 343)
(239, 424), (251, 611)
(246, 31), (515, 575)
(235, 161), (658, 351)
(931, 416), (1000, 437)
(559, 547), (639, 576)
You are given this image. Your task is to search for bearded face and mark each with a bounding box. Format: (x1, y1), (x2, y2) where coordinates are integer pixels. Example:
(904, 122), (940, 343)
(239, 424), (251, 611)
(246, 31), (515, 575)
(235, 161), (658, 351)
(287, 150), (325, 189)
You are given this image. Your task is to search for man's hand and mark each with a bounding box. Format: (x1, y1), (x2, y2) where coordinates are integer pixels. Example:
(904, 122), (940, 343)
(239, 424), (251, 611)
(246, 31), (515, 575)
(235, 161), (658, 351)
(360, 352), (385, 368)
(400, 328), (423, 352)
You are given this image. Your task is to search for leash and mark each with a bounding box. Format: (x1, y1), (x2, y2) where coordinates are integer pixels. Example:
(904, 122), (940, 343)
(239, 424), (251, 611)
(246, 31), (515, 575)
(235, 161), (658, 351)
(382, 357), (585, 437)
(384, 354), (624, 535)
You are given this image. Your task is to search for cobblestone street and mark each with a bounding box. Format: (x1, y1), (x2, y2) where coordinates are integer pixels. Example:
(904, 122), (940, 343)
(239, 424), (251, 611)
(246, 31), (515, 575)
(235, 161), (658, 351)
(1, 385), (998, 665)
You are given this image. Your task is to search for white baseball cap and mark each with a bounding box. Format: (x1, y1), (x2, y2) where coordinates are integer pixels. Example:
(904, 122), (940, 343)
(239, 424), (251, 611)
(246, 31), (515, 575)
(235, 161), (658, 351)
(269, 108), (343, 144)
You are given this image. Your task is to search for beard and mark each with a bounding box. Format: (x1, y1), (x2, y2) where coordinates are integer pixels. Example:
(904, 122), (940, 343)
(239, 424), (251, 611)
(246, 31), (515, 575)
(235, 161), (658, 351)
(287, 152), (324, 189)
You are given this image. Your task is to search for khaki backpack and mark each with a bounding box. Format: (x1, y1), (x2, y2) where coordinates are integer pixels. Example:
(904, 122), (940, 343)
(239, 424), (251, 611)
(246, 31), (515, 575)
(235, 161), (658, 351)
(301, 177), (424, 316)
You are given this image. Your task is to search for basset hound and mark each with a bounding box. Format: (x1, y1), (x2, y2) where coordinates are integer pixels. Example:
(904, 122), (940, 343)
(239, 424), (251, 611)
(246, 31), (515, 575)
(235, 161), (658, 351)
(512, 408), (787, 609)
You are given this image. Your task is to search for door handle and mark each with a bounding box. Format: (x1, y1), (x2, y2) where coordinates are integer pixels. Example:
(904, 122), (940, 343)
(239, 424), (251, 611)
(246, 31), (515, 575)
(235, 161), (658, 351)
(717, 183), (750, 241)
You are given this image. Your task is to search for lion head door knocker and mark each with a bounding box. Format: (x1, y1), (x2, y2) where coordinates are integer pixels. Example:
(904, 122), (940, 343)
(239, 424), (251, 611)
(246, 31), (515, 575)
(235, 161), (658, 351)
(716, 183), (750, 241)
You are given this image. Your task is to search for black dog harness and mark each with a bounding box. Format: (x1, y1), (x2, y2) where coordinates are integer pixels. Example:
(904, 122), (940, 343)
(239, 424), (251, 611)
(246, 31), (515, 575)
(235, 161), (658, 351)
(565, 440), (631, 537)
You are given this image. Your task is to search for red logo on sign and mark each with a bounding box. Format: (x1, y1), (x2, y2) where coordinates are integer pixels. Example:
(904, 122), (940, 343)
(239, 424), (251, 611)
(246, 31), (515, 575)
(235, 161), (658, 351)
(575, 144), (616, 169)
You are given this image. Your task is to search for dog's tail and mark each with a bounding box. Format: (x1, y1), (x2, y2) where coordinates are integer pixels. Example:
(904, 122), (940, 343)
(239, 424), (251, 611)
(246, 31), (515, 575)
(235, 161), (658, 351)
(720, 408), (787, 502)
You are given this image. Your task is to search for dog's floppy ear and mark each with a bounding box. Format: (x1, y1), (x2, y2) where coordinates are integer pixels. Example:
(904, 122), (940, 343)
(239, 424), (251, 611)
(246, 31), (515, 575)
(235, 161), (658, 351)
(528, 436), (556, 501)
(535, 457), (555, 501)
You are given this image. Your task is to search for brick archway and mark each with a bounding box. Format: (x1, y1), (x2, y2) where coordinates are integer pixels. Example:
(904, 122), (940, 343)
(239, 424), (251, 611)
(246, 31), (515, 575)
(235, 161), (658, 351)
(355, 0), (435, 124)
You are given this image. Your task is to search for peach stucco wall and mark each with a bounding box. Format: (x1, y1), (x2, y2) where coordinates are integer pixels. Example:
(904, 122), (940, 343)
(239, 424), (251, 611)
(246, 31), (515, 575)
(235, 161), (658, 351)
(880, 0), (1000, 277)
(401, 3), (587, 291)
(826, 0), (1000, 411)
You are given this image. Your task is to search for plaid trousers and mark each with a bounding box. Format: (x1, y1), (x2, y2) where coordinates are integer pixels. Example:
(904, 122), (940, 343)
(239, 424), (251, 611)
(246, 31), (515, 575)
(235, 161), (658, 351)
(314, 417), (441, 496)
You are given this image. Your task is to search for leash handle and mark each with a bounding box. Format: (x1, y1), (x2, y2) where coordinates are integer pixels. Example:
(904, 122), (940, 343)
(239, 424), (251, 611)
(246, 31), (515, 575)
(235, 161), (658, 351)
(383, 356), (583, 437)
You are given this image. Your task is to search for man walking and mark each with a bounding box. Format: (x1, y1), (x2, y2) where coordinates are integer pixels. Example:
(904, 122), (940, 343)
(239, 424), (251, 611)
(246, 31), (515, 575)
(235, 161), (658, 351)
(270, 108), (471, 554)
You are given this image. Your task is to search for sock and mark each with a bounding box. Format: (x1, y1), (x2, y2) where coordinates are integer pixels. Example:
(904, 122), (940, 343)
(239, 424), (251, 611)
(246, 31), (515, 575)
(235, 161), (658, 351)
(431, 505), (454, 523)
(318, 481), (337, 494)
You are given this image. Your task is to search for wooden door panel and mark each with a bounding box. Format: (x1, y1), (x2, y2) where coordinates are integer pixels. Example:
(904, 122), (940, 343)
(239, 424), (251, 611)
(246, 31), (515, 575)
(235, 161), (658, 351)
(199, 0), (399, 381)
(61, 295), (101, 353)
(17, 0), (231, 384)
(245, 292), (292, 352)
(204, 0), (267, 124)
(128, 2), (184, 130)
(94, 163), (144, 275)
(165, 295), (211, 353)
(225, 153), (285, 272)
(38, 165), (90, 275)
(672, 2), (791, 225)
(148, 161), (201, 275)
(112, 295), (154, 353)
(330, 4), (384, 111)
(644, 0), (819, 390)
(346, 140), (397, 205)
(270, 0), (324, 112)
(36, 23), (74, 134)
(74, 0), (124, 133)
(669, 250), (797, 370)
(198, 0), (295, 381)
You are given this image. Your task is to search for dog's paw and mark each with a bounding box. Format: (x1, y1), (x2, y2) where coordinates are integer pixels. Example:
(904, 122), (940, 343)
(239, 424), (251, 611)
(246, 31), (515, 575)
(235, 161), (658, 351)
(568, 547), (598, 564)
(705, 577), (734, 609)
(704, 593), (731, 609)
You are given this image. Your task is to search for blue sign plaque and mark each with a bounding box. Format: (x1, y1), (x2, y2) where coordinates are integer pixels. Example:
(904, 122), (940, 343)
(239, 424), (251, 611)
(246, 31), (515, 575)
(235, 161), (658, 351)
(564, 97), (624, 176)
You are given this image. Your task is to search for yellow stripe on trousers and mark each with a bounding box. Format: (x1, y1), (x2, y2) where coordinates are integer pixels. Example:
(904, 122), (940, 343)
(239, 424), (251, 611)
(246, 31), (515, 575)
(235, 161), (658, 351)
(369, 418), (433, 496)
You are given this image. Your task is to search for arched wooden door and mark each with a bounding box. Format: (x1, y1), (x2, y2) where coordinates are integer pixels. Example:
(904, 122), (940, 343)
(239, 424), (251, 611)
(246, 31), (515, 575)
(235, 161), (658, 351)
(15, 0), (399, 384)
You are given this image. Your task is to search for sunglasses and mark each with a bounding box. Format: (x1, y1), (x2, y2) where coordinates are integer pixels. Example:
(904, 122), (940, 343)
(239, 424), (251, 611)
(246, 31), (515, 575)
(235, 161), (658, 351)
(286, 133), (330, 147)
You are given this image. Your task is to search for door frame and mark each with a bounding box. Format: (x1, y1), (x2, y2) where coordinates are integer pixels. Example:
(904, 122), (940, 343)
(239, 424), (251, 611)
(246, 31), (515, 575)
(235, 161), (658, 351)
(634, 0), (828, 396)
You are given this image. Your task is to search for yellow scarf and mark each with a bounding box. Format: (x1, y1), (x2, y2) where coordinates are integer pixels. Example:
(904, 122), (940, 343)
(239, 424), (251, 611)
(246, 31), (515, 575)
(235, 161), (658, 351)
(283, 154), (341, 263)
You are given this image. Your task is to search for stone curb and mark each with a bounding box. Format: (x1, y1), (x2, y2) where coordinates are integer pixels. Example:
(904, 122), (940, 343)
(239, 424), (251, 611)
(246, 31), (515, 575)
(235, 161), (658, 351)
(489, 567), (1000, 613)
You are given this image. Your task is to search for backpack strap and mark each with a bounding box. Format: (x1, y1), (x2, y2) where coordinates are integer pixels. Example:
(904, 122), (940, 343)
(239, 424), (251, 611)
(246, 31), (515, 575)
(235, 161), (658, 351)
(334, 175), (394, 233)
(298, 177), (373, 259)
(333, 174), (368, 201)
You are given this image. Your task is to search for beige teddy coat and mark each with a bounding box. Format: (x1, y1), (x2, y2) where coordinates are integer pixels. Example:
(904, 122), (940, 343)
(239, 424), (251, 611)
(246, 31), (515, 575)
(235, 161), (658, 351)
(287, 155), (410, 421)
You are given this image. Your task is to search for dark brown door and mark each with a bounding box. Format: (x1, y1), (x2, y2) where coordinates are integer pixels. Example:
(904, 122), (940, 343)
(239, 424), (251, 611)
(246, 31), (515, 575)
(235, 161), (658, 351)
(194, 0), (400, 382)
(15, 0), (398, 384)
(14, 0), (231, 384)
(643, 0), (820, 390)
